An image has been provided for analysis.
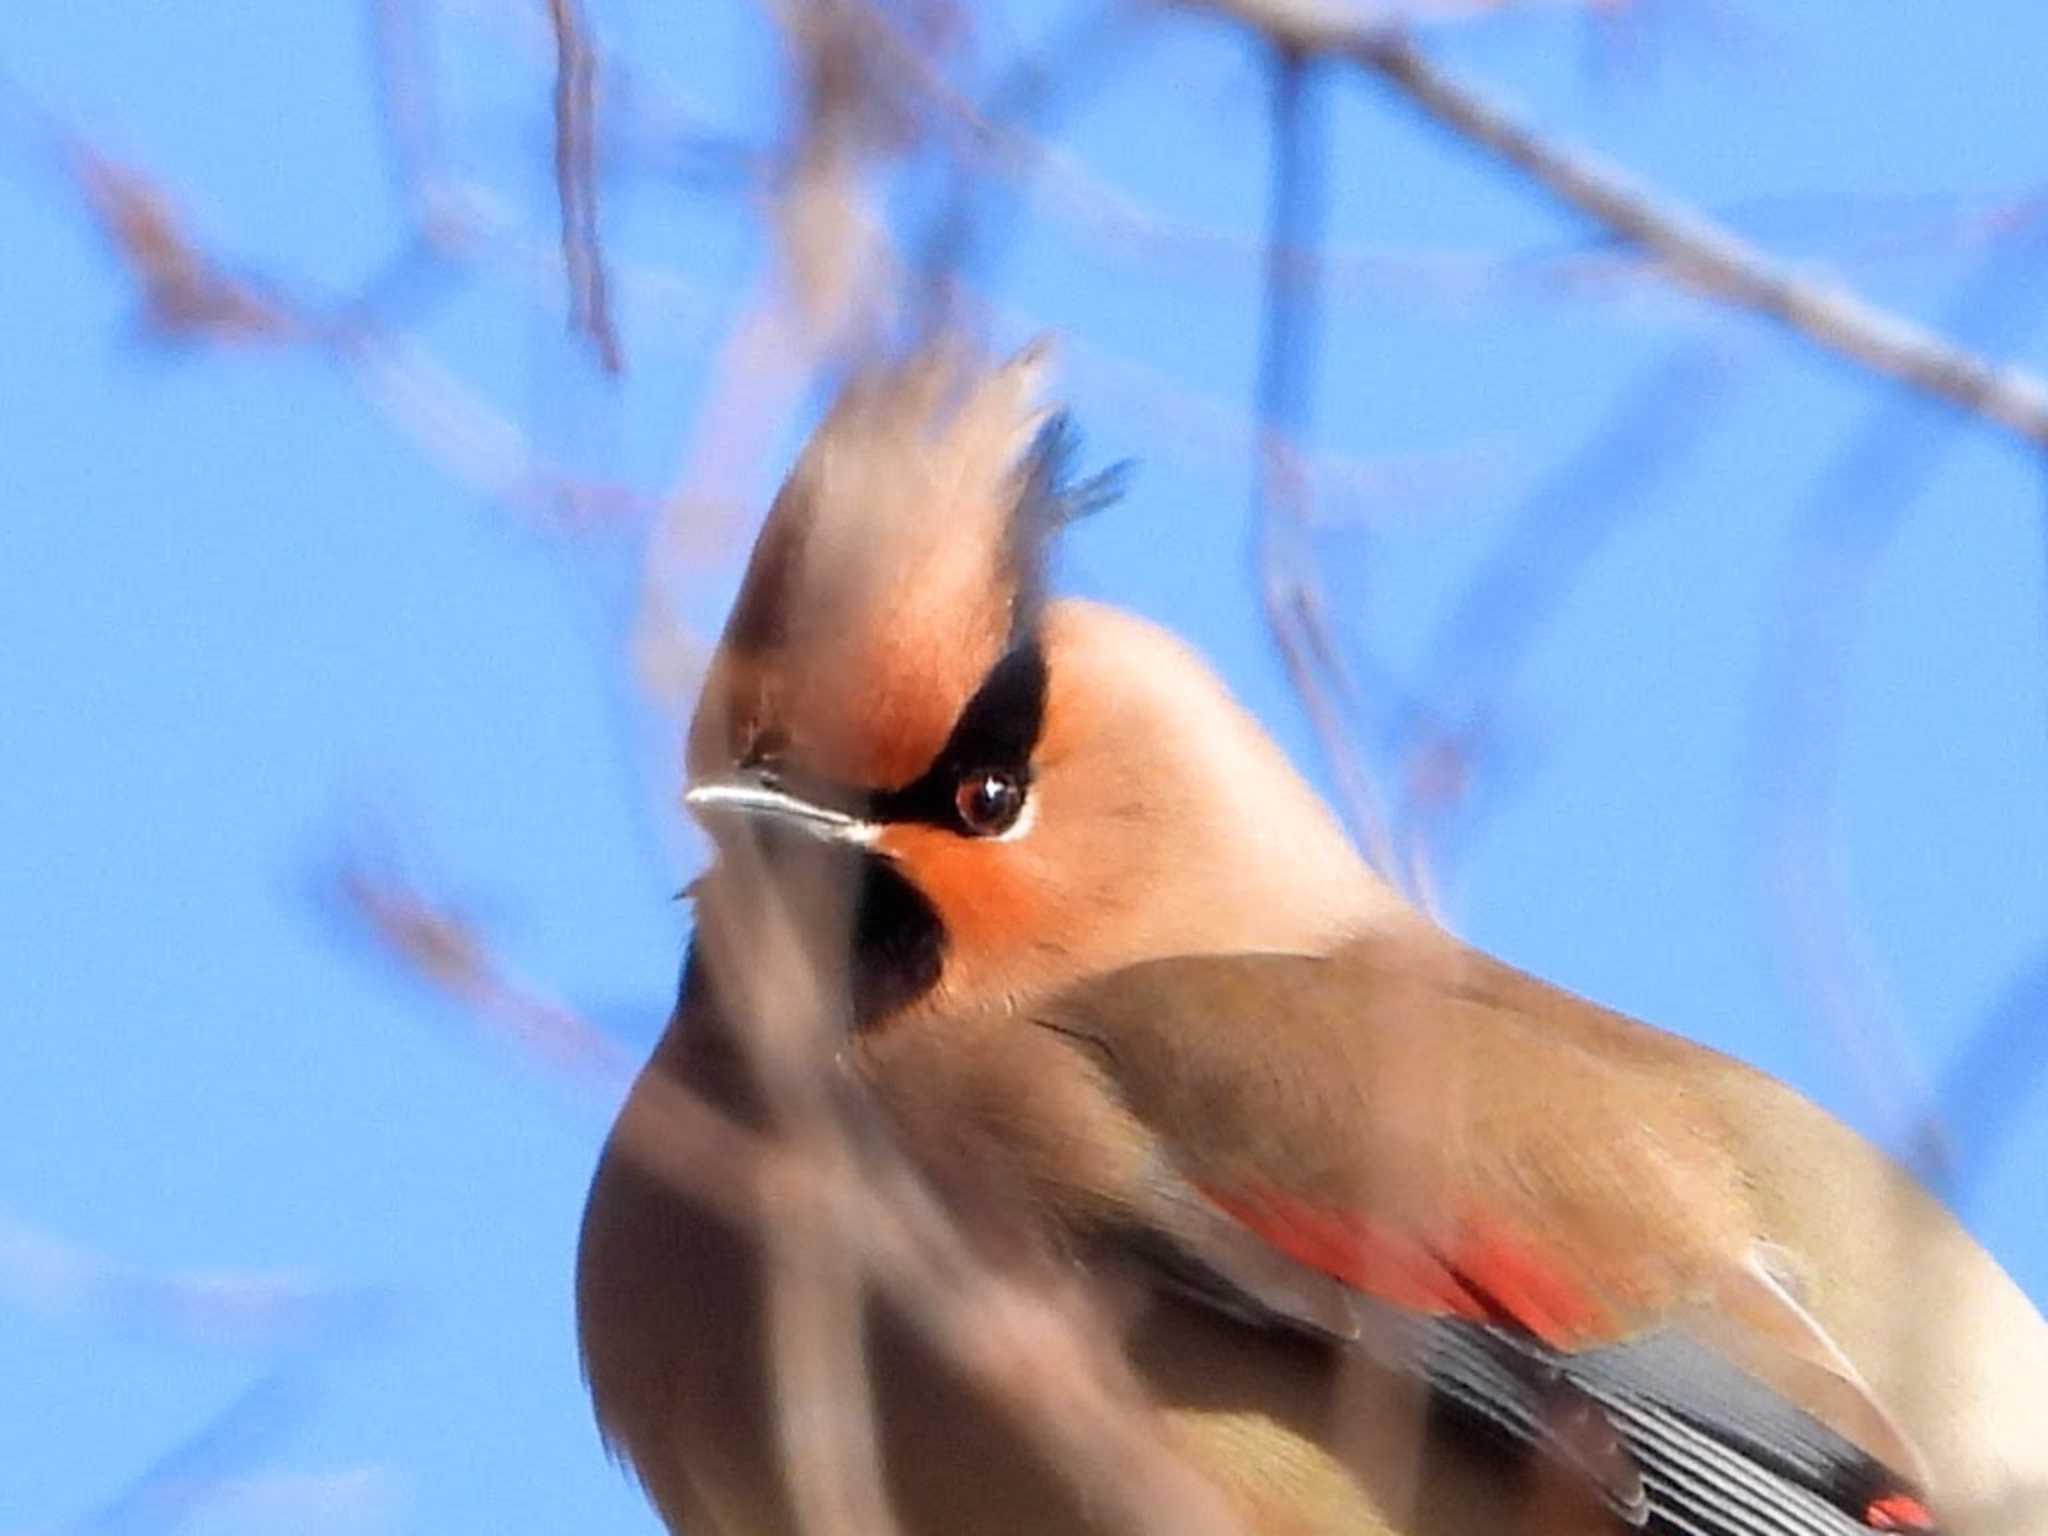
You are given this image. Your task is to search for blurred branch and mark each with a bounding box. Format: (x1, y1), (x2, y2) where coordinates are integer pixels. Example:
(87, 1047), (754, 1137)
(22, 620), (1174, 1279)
(911, 0), (1151, 305)
(765, 0), (910, 340)
(329, 846), (638, 1099)
(0, 1214), (395, 1536)
(633, 2), (939, 719)
(1395, 339), (1742, 886)
(1750, 212), (2048, 1181)
(611, 1029), (1250, 1536)
(1938, 942), (2048, 1202)
(699, 855), (906, 1536)
(75, 1361), (327, 1536)
(765, 1192), (901, 1536)
(52, 124), (650, 530)
(332, 826), (1244, 1536)
(68, 142), (308, 345)
(1346, 32), (2048, 446)
(1196, 8), (2048, 450)
(1250, 50), (1404, 883)
(0, 1216), (392, 1346)
(366, 0), (461, 249)
(336, 326), (649, 529)
(544, 0), (623, 374)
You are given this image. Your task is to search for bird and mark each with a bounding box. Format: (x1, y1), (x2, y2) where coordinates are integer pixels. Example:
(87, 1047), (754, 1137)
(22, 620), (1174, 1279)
(576, 340), (2048, 1536)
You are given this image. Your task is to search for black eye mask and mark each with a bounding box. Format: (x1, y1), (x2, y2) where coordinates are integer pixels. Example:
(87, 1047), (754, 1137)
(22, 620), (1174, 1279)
(866, 641), (1047, 831)
(751, 640), (1049, 837)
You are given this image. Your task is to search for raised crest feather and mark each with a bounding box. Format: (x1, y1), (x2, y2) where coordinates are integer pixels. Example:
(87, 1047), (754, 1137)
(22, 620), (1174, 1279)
(689, 338), (1123, 792)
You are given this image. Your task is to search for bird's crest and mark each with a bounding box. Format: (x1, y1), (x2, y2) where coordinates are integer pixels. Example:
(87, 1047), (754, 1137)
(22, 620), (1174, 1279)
(690, 339), (1121, 792)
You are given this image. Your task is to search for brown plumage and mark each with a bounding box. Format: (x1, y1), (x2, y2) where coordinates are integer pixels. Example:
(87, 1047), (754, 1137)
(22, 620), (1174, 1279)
(577, 342), (2048, 1536)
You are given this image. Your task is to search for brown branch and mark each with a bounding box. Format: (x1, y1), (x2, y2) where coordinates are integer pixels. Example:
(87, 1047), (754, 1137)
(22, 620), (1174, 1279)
(367, 0), (460, 246)
(1749, 219), (2048, 1181)
(1939, 943), (2048, 1201)
(0, 1215), (393, 1533)
(545, 0), (624, 374)
(1392, 340), (1741, 895)
(700, 859), (907, 1536)
(1339, 31), (2048, 447)
(1250, 48), (1407, 885)
(0, 1215), (389, 1345)
(610, 1060), (1249, 1536)
(68, 143), (306, 345)
(52, 129), (646, 530)
(335, 326), (649, 530)
(1194, 5), (2048, 448)
(765, 1186), (902, 1536)
(331, 851), (637, 1099)
(335, 837), (1241, 1536)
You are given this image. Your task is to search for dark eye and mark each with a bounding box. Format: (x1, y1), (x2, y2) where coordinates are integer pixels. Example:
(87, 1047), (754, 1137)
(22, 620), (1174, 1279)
(954, 769), (1026, 837)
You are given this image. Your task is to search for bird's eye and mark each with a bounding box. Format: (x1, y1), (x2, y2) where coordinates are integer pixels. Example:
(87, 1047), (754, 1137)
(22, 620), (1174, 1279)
(954, 769), (1026, 837)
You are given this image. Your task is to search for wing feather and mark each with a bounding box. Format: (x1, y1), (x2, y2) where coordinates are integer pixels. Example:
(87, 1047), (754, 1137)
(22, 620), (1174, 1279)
(1032, 943), (1941, 1536)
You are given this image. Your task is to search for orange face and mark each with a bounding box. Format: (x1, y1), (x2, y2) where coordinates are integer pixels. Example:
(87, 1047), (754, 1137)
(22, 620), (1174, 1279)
(681, 347), (1381, 1027)
(684, 532), (1064, 1025)
(872, 814), (1053, 1009)
(858, 630), (1139, 1012)
(687, 590), (1388, 1028)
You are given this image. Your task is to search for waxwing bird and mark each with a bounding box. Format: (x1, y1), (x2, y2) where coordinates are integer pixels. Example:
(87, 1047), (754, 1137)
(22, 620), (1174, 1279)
(577, 342), (2048, 1536)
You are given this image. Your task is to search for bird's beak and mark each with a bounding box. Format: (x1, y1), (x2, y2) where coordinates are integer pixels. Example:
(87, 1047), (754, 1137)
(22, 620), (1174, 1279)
(685, 771), (880, 849)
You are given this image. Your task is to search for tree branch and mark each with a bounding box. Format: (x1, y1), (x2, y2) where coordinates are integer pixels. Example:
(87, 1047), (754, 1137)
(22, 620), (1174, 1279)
(1195, 7), (2048, 450)
(1251, 49), (1405, 883)
(1350, 33), (2048, 445)
(545, 0), (624, 374)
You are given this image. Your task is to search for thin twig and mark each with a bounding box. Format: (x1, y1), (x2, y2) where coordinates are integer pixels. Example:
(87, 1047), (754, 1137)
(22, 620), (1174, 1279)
(1201, 5), (2048, 447)
(699, 852), (906, 1536)
(341, 817), (1243, 1536)
(330, 850), (638, 1099)
(909, 0), (1151, 310)
(1938, 943), (2048, 1206)
(0, 1216), (392, 1345)
(54, 131), (646, 530)
(367, 0), (461, 247)
(1395, 339), (1741, 889)
(545, 0), (624, 374)
(1328, 31), (2048, 448)
(1751, 213), (2048, 1185)
(336, 326), (648, 529)
(74, 1361), (328, 1536)
(609, 1059), (1249, 1536)
(7, 1212), (395, 1536)
(1251, 48), (1404, 881)
(68, 142), (306, 345)
(766, 1189), (901, 1536)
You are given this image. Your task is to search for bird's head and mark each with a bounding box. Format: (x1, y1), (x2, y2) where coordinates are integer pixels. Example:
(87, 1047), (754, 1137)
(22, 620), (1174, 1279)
(684, 342), (1408, 1027)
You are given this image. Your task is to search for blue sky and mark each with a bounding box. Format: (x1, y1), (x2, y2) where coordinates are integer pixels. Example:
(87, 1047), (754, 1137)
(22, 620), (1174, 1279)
(3, 2), (2046, 1532)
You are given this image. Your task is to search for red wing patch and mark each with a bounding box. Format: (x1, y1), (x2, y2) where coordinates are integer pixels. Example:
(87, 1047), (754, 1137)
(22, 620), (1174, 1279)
(1863, 1494), (1938, 1533)
(1199, 1182), (1618, 1351)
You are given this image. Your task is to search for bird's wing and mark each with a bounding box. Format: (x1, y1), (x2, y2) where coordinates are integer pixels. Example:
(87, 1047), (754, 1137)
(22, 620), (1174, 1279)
(1032, 941), (1940, 1536)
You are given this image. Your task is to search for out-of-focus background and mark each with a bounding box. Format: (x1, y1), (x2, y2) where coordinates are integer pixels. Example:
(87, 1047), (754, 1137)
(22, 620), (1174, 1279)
(4, 2), (2046, 1531)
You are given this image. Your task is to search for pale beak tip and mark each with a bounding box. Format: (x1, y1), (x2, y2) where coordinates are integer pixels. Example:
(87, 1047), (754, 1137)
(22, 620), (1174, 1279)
(683, 775), (880, 849)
